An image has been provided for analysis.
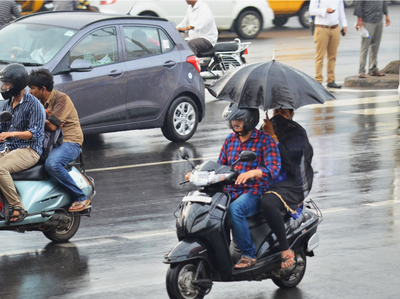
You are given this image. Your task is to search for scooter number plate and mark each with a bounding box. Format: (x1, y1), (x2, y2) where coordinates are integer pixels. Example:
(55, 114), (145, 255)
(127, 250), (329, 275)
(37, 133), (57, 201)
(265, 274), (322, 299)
(182, 195), (212, 203)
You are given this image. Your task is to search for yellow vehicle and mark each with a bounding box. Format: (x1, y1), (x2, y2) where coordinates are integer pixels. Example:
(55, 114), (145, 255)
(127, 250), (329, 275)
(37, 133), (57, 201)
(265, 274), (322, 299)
(16, 0), (49, 15)
(267, 0), (310, 28)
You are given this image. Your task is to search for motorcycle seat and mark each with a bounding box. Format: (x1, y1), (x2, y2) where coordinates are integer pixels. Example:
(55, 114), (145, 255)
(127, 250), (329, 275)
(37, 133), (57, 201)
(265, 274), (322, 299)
(246, 211), (290, 230)
(11, 163), (49, 181)
(198, 42), (239, 57)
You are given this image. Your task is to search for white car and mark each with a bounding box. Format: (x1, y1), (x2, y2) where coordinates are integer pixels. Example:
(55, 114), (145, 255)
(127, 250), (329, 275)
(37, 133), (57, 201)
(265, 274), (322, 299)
(93, 0), (274, 39)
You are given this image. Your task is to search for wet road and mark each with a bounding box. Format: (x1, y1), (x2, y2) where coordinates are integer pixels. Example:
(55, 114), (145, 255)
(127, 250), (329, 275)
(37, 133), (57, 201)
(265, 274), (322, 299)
(1, 5), (400, 299)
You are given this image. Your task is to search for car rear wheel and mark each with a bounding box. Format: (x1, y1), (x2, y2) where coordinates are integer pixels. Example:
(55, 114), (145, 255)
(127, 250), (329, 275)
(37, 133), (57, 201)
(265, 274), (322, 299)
(299, 4), (310, 28)
(236, 10), (262, 39)
(273, 17), (289, 27)
(162, 96), (198, 143)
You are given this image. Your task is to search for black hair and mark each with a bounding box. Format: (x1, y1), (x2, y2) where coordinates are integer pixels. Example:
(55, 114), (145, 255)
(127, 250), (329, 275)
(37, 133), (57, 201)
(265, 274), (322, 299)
(28, 68), (54, 91)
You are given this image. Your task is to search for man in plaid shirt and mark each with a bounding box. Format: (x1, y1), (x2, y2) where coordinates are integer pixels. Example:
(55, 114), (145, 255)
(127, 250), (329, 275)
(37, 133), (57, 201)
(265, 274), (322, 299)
(218, 103), (281, 269)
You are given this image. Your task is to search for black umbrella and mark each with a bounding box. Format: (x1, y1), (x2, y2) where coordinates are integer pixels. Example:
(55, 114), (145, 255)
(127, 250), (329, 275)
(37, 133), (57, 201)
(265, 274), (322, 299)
(208, 60), (335, 110)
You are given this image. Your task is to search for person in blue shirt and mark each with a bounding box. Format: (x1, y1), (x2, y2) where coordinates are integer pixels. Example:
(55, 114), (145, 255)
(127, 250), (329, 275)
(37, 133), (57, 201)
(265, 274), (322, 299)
(0, 63), (46, 223)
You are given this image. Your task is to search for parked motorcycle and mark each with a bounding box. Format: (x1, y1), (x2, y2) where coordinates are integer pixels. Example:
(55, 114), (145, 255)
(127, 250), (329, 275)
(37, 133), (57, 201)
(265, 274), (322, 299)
(164, 147), (322, 299)
(198, 38), (250, 85)
(0, 111), (95, 243)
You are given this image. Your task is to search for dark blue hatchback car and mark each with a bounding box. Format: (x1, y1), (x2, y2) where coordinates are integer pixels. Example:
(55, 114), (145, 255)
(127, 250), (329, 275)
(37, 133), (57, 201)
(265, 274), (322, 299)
(0, 11), (205, 142)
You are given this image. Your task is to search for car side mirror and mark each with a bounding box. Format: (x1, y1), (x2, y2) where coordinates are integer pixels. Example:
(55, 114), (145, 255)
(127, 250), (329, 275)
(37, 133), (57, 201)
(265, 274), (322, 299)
(0, 111), (12, 122)
(70, 59), (93, 72)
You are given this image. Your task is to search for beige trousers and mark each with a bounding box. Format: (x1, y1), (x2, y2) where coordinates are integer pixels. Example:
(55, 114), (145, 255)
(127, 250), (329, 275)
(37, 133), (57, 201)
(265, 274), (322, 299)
(314, 26), (341, 83)
(0, 147), (40, 210)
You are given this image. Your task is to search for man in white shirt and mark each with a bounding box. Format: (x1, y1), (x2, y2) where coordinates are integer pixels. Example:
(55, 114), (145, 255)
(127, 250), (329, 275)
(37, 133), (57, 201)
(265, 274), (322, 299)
(309, 0), (347, 88)
(176, 0), (218, 56)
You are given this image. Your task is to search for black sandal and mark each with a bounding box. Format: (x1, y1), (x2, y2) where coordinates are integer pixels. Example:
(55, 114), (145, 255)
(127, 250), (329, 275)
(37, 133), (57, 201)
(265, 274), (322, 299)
(9, 207), (28, 223)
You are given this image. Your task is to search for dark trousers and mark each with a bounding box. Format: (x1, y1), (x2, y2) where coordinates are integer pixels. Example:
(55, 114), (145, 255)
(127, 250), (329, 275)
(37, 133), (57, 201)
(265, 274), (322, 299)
(187, 38), (212, 56)
(260, 192), (289, 252)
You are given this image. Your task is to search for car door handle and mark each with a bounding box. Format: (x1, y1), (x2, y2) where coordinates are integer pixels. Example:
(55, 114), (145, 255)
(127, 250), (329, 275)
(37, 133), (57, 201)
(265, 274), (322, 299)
(163, 61), (177, 68)
(108, 70), (124, 77)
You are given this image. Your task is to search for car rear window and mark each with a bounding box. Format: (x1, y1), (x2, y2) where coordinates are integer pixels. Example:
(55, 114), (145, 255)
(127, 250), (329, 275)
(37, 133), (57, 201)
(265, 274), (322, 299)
(123, 26), (174, 60)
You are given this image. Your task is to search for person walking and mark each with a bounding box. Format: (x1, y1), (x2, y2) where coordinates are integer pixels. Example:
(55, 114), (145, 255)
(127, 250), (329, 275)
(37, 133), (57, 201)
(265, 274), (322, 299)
(354, 1), (390, 78)
(0, 0), (20, 27)
(309, 0), (347, 89)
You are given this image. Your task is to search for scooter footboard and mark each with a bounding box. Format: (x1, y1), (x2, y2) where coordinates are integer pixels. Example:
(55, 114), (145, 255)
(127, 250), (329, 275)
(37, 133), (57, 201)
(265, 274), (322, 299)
(163, 239), (214, 270)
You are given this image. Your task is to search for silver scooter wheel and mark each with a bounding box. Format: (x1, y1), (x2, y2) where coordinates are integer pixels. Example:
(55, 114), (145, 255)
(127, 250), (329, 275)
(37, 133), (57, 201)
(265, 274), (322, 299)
(43, 215), (81, 243)
(166, 261), (209, 299)
(272, 249), (307, 289)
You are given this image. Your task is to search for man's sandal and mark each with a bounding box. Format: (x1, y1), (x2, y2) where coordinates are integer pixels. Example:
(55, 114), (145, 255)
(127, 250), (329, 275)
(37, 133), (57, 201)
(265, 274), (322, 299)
(281, 250), (295, 269)
(10, 207), (28, 223)
(234, 255), (256, 269)
(69, 199), (91, 212)
(369, 69), (385, 76)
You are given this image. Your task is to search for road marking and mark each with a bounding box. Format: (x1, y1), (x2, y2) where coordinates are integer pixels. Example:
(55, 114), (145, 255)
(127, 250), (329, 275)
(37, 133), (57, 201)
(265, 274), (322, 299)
(0, 249), (44, 257)
(342, 106), (400, 115)
(303, 95), (398, 109)
(364, 200), (399, 207)
(320, 207), (351, 213)
(86, 156), (218, 173)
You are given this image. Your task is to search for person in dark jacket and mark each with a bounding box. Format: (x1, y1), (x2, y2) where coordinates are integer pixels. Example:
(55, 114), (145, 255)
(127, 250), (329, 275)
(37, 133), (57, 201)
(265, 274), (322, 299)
(260, 108), (314, 269)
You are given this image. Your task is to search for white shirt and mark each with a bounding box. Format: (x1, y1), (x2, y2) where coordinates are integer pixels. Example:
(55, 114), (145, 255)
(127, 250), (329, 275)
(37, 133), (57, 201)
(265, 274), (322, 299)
(309, 0), (348, 27)
(31, 47), (58, 64)
(176, 0), (218, 46)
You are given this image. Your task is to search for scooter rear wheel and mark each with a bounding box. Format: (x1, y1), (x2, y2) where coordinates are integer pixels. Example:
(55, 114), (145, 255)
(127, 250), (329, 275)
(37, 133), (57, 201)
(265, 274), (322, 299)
(272, 249), (307, 289)
(166, 261), (208, 299)
(43, 215), (81, 243)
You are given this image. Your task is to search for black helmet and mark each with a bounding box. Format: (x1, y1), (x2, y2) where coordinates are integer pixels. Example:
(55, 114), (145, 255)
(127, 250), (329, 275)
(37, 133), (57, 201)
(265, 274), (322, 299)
(222, 103), (259, 134)
(0, 63), (29, 100)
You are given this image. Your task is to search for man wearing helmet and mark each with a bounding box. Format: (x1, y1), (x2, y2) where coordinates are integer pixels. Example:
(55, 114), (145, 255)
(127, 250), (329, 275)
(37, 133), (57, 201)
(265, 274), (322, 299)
(219, 103), (281, 269)
(0, 63), (46, 223)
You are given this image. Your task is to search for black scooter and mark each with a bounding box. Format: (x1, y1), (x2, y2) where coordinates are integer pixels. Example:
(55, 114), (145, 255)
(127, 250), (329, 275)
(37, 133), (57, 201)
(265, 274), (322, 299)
(164, 148), (322, 299)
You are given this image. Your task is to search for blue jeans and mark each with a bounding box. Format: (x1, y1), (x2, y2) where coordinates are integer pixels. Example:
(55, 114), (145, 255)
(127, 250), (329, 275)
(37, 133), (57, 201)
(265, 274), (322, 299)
(45, 142), (86, 202)
(228, 192), (261, 259)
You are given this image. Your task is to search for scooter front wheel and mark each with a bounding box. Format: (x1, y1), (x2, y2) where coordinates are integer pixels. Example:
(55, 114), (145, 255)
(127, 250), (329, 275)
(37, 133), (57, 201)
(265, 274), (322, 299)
(166, 261), (209, 299)
(43, 215), (81, 243)
(272, 249), (307, 289)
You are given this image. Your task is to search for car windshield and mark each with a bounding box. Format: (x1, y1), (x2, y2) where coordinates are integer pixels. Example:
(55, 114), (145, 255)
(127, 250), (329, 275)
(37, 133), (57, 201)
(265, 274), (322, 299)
(0, 23), (77, 66)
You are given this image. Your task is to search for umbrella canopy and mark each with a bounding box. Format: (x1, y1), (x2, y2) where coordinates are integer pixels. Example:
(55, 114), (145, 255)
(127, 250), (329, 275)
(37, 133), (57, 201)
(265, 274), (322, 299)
(208, 60), (335, 110)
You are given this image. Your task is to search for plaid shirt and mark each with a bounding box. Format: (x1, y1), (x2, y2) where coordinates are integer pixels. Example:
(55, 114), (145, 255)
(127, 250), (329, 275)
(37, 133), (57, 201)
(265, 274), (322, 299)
(217, 129), (281, 199)
(0, 92), (46, 155)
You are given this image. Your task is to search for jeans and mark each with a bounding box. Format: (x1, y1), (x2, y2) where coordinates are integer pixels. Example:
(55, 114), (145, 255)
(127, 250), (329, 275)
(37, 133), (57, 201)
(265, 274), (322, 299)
(45, 142), (86, 202)
(228, 192), (261, 259)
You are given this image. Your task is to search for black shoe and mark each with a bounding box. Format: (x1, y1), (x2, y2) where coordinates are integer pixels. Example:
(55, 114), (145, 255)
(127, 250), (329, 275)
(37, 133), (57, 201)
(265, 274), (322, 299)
(327, 81), (341, 89)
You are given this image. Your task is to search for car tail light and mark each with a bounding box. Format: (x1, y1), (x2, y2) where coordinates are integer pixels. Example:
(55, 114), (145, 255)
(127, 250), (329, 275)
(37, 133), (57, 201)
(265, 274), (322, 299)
(100, 0), (116, 5)
(244, 48), (248, 55)
(186, 56), (201, 73)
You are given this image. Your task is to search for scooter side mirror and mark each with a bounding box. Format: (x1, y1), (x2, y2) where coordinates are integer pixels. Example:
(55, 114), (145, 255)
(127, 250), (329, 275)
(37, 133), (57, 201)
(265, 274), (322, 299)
(230, 150), (257, 171)
(179, 147), (190, 160)
(179, 147), (194, 169)
(238, 150), (257, 162)
(0, 111), (12, 122)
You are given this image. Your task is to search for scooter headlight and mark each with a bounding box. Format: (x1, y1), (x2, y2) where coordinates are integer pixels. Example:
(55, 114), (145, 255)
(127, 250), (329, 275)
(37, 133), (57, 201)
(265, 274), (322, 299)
(189, 171), (231, 186)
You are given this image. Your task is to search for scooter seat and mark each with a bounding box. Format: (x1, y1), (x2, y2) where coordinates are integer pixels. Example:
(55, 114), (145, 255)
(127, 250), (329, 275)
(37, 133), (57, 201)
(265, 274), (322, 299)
(198, 42), (239, 57)
(11, 163), (49, 181)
